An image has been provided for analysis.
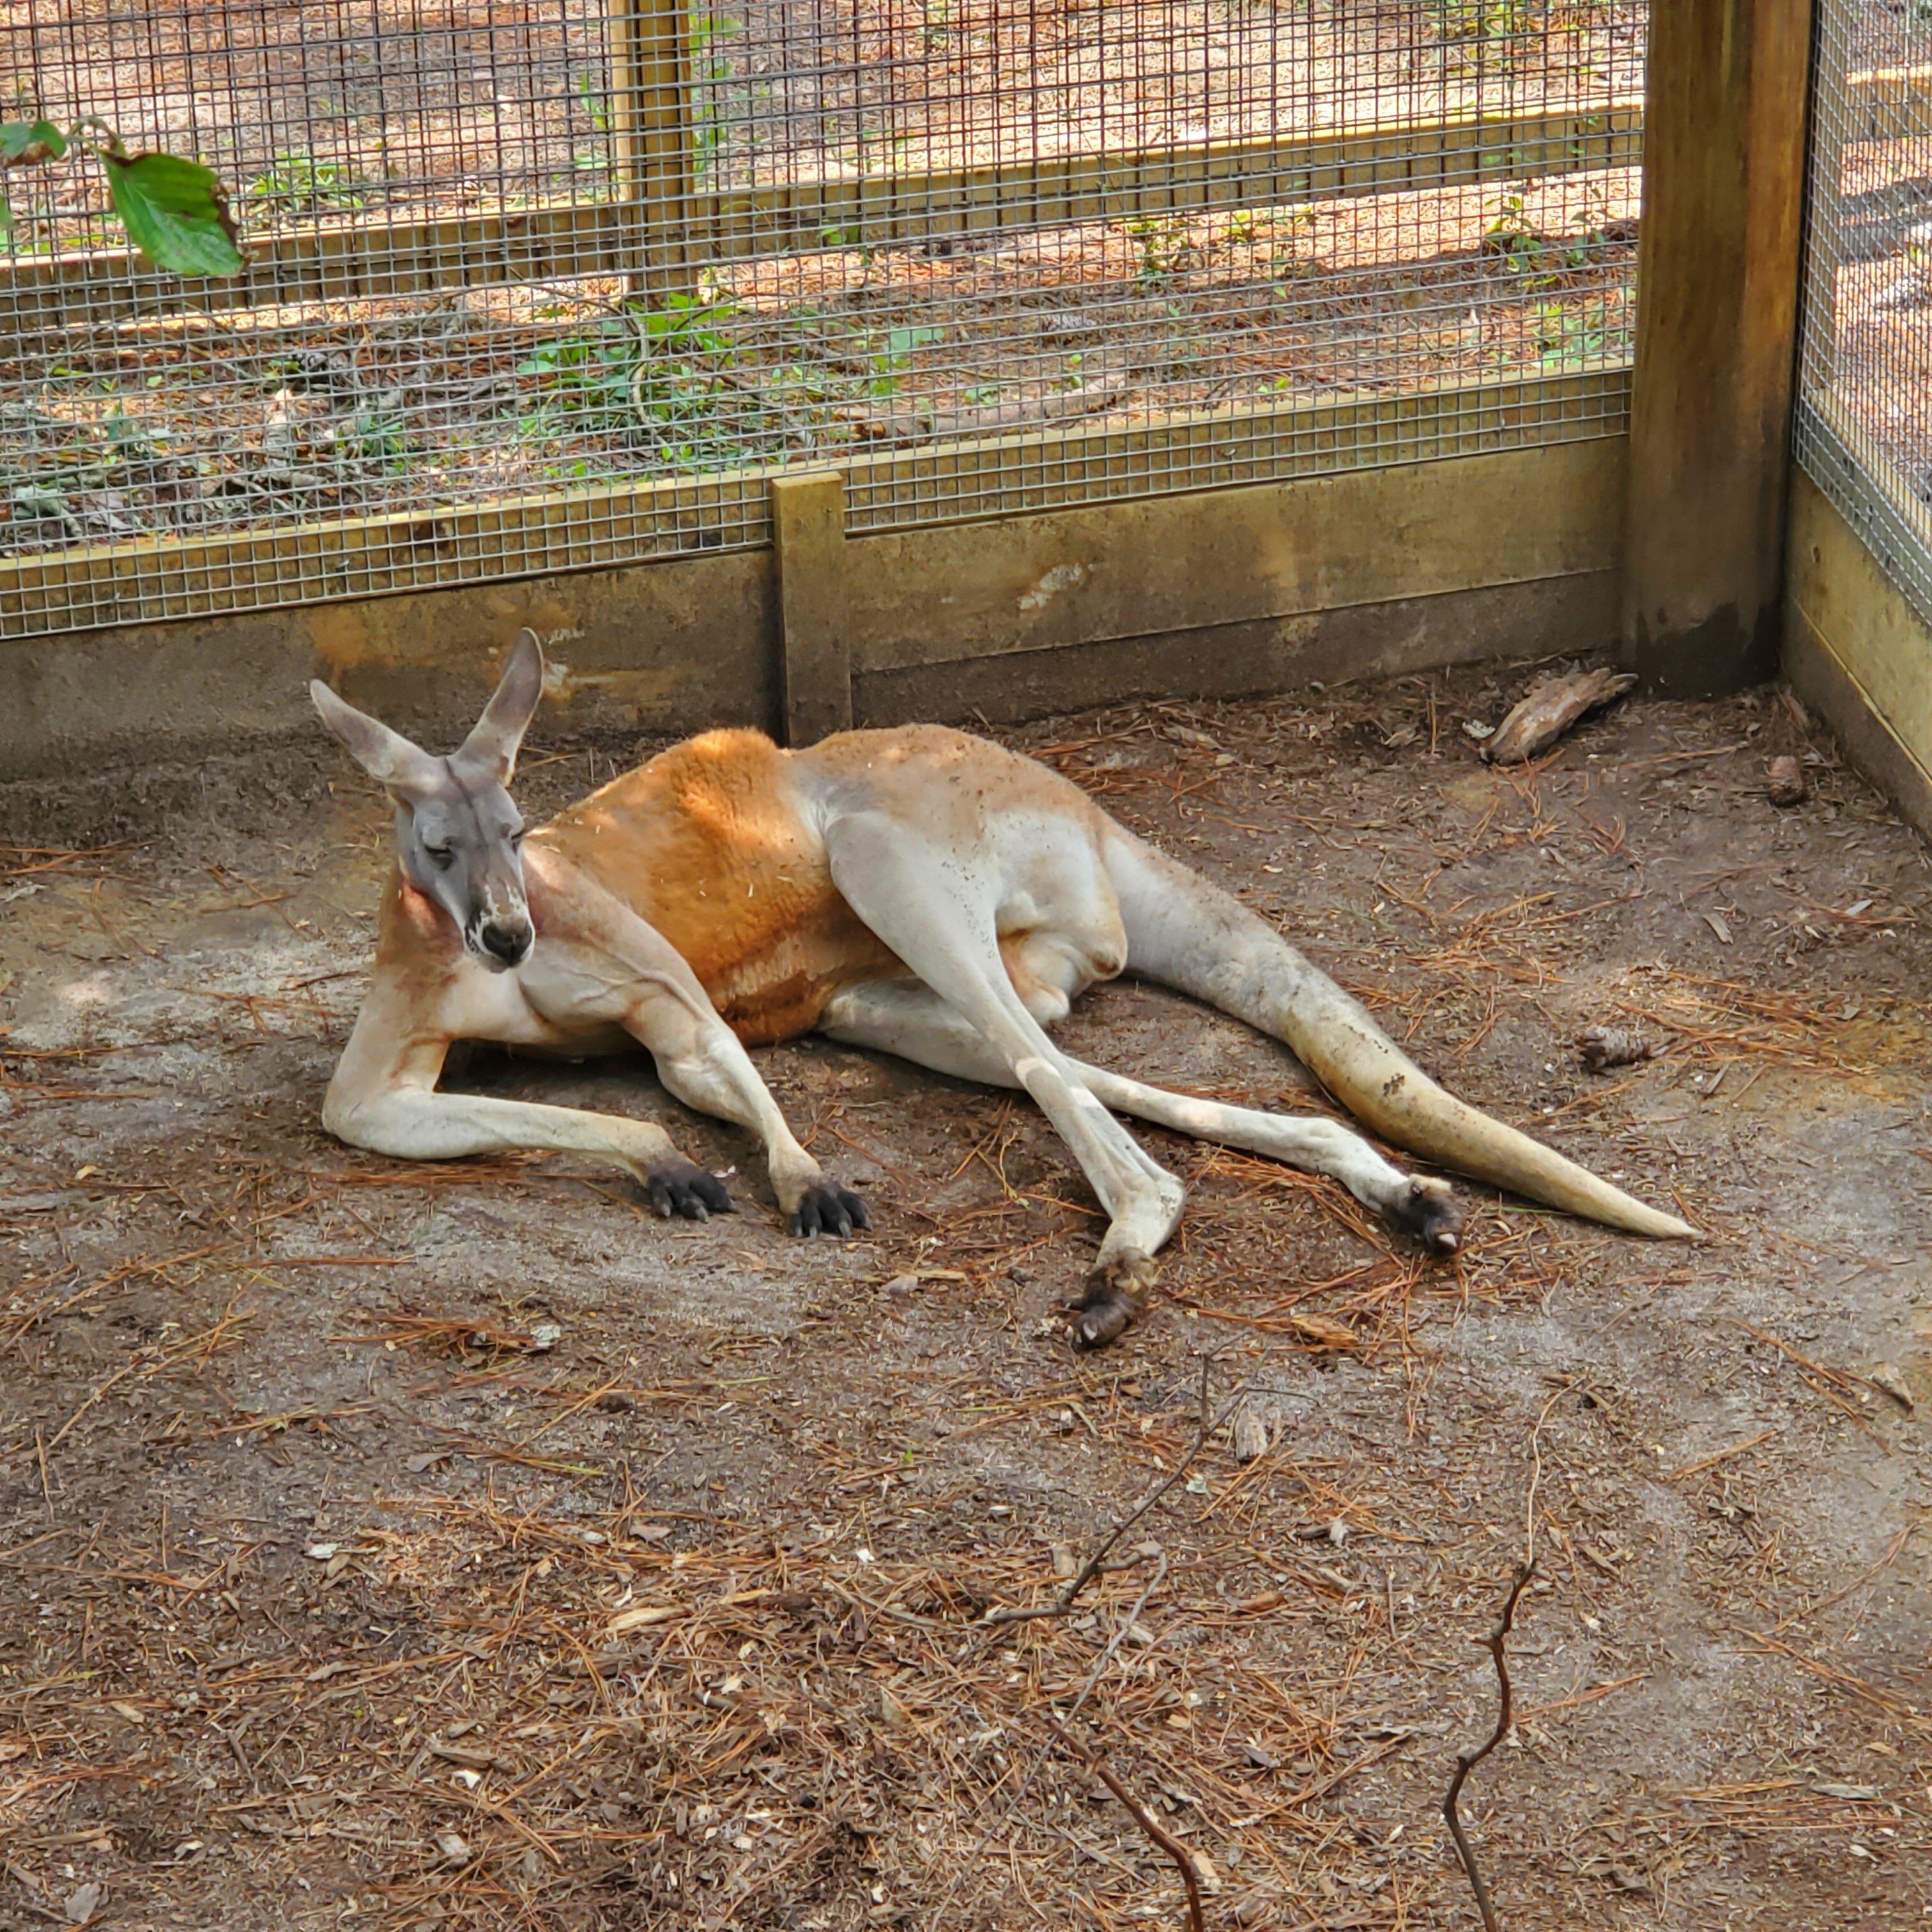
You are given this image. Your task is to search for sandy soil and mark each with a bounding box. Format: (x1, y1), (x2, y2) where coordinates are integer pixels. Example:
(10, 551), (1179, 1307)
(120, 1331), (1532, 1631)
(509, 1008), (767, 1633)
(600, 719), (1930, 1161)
(3, 661), (1930, 1931)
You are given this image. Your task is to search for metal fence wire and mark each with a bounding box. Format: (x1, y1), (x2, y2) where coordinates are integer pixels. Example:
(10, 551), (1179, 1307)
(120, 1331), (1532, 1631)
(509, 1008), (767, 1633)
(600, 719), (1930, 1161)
(1796, 0), (1932, 632)
(0, 0), (1645, 639)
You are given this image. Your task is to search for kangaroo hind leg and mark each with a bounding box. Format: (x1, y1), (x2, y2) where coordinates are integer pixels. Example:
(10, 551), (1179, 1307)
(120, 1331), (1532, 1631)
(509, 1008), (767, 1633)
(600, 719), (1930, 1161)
(820, 813), (1185, 1327)
(820, 979), (1461, 1255)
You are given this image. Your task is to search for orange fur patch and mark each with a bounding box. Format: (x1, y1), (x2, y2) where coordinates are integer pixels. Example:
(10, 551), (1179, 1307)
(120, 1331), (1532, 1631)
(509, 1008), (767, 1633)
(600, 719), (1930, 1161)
(536, 729), (899, 1043)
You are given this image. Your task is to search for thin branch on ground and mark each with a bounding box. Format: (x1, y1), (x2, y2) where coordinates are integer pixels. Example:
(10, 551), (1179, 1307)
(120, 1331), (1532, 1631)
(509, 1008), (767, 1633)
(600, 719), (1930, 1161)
(985, 1367), (1243, 1628)
(1443, 1561), (1535, 1932)
(1044, 1713), (1206, 1932)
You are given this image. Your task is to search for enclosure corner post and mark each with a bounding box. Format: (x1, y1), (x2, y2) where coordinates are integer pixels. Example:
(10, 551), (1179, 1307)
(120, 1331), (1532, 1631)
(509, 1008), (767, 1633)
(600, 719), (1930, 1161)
(772, 472), (852, 747)
(1621, 0), (1816, 697)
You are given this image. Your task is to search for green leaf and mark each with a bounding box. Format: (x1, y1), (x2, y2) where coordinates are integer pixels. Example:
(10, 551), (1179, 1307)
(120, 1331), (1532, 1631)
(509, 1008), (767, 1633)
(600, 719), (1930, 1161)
(102, 150), (243, 276)
(1, 119), (68, 164)
(0, 188), (12, 249)
(884, 325), (943, 362)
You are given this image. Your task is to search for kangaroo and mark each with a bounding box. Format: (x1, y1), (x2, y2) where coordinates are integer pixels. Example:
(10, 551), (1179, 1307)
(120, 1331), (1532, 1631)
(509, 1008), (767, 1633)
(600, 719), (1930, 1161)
(312, 634), (1693, 1347)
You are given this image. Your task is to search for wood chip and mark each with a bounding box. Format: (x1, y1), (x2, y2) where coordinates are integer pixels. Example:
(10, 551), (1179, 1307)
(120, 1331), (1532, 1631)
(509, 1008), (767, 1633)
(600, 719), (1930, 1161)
(609, 1604), (687, 1634)
(1765, 755), (1810, 806)
(1483, 667), (1636, 765)
(1286, 1311), (1359, 1351)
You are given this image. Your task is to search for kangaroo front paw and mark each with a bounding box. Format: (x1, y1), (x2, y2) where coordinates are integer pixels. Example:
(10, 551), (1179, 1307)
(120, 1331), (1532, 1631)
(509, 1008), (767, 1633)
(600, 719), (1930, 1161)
(1383, 1176), (1464, 1255)
(643, 1160), (735, 1222)
(1069, 1250), (1158, 1351)
(788, 1181), (871, 1239)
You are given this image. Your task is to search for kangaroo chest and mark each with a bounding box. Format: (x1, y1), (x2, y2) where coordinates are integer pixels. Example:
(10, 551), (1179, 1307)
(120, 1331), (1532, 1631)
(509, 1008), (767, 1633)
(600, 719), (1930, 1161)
(535, 730), (899, 1045)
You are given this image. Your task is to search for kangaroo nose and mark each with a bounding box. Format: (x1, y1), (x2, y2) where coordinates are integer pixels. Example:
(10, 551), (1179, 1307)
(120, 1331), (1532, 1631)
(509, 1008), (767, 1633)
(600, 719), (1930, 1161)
(479, 919), (530, 965)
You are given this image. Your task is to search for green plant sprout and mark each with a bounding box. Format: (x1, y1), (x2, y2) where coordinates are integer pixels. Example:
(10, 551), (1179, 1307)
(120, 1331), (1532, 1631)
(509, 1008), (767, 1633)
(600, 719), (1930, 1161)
(1, 114), (241, 275)
(866, 324), (943, 399)
(245, 151), (367, 217)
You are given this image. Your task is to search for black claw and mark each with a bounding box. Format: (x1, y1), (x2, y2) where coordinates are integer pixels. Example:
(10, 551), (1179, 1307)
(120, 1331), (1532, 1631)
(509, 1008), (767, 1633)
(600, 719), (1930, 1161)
(1073, 1291), (1137, 1351)
(643, 1160), (733, 1225)
(788, 1182), (870, 1241)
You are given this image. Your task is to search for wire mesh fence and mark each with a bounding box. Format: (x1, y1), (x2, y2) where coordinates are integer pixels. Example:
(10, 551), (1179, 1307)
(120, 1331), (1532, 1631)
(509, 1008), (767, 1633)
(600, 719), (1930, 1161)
(1797, 0), (1932, 630)
(1, 0), (1646, 639)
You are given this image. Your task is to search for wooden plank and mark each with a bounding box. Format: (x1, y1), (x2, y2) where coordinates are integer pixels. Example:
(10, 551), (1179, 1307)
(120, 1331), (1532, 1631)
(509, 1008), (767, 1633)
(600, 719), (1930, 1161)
(839, 367), (1629, 533)
(1845, 63), (1932, 142)
(857, 576), (1618, 730)
(841, 439), (1624, 673)
(1621, 0), (1813, 695)
(0, 104), (1639, 334)
(1784, 467), (1932, 837)
(0, 441), (1620, 777)
(0, 369), (1628, 640)
(0, 551), (780, 779)
(771, 472), (851, 746)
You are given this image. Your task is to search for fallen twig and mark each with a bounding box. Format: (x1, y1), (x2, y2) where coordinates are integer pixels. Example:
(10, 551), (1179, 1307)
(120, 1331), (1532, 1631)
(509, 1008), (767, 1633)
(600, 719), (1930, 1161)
(1443, 1562), (1535, 1932)
(984, 1379), (1244, 1625)
(1044, 1713), (1206, 1932)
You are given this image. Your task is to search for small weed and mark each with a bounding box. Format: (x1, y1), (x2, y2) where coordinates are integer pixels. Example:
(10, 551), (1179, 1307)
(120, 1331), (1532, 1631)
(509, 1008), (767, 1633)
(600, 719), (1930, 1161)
(576, 72), (611, 135)
(1429, 0), (1542, 49)
(245, 151), (367, 217)
(514, 293), (763, 467)
(1124, 214), (1192, 285)
(689, 8), (742, 183)
(516, 317), (636, 438)
(866, 324), (944, 399)
(1533, 300), (1607, 370)
(341, 399), (413, 470)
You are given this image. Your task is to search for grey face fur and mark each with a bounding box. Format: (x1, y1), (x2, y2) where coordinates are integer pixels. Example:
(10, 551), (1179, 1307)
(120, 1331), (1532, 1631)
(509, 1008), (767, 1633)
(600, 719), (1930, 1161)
(310, 634), (546, 972)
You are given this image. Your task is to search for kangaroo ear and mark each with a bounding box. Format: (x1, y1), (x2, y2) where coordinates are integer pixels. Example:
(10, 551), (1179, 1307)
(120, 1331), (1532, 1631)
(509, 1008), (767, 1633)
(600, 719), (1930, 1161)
(309, 681), (441, 798)
(456, 631), (546, 785)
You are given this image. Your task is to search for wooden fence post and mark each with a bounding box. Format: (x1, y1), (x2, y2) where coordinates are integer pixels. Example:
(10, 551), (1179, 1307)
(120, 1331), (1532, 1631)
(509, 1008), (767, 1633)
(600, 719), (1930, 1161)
(1621, 0), (1816, 696)
(772, 472), (852, 746)
(607, 0), (695, 300)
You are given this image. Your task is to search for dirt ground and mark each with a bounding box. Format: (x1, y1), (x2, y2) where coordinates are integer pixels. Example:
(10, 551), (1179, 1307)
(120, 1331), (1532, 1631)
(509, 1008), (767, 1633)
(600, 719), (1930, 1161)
(3, 663), (1931, 1932)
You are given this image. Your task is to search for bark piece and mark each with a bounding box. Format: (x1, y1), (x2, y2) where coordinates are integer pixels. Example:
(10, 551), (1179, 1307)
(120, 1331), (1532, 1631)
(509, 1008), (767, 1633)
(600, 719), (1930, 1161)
(1483, 668), (1636, 765)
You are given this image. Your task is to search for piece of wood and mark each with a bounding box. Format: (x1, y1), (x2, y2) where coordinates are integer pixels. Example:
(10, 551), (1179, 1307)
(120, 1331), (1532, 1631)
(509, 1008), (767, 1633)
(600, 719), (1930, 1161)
(1846, 62), (1932, 141)
(1622, 0), (1814, 695)
(1482, 666), (1635, 763)
(772, 472), (850, 747)
(1783, 468), (1932, 839)
(0, 104), (1639, 335)
(843, 434), (1626, 674)
(607, 0), (695, 298)
(0, 370), (1627, 641)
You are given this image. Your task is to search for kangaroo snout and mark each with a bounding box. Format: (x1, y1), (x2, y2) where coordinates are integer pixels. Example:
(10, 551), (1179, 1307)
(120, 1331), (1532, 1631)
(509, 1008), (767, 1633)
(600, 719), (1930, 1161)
(475, 916), (533, 969)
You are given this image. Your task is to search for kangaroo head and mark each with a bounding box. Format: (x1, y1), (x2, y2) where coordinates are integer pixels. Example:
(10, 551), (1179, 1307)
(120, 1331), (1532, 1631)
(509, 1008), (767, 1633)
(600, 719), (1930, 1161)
(310, 633), (545, 972)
